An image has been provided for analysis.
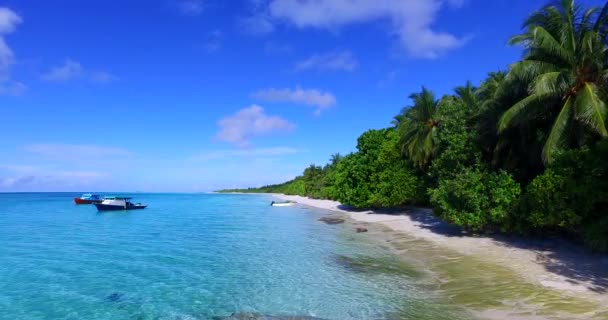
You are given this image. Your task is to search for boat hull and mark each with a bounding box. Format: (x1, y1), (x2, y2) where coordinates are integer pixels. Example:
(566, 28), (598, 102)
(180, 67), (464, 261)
(74, 198), (102, 205)
(94, 203), (147, 211)
(271, 202), (296, 207)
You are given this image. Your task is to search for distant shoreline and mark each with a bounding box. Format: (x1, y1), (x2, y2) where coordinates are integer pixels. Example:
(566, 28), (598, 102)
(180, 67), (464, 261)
(269, 194), (608, 303)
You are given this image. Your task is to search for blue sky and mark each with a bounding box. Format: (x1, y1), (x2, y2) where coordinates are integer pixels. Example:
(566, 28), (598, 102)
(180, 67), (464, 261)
(0, 0), (604, 192)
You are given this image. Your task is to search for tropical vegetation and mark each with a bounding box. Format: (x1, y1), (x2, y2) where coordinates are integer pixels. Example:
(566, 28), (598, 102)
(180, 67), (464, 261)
(218, 0), (608, 252)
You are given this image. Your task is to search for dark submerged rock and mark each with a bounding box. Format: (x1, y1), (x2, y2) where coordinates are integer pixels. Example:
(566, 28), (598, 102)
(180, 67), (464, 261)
(318, 216), (345, 225)
(106, 292), (124, 302)
(355, 227), (368, 233)
(332, 254), (419, 277)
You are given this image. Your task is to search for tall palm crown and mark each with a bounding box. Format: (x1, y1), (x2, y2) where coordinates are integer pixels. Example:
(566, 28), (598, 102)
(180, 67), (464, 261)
(397, 87), (440, 168)
(498, 0), (608, 162)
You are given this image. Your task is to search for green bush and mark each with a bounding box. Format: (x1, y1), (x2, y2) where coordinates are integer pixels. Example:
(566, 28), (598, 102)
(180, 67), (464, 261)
(334, 129), (420, 208)
(430, 96), (482, 182)
(524, 169), (586, 229)
(521, 143), (608, 251)
(429, 167), (521, 232)
(582, 216), (608, 253)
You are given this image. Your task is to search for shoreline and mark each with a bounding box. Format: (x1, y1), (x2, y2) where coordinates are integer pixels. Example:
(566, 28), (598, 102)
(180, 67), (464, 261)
(270, 194), (608, 301)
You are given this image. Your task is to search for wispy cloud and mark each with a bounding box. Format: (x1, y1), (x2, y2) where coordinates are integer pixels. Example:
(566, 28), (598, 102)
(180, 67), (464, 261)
(446, 0), (465, 8)
(41, 59), (82, 82)
(90, 71), (117, 83)
(0, 7), (25, 96)
(189, 147), (301, 161)
(0, 164), (109, 191)
(295, 51), (357, 72)
(378, 69), (400, 87)
(264, 41), (292, 55)
(0, 77), (25, 95)
(251, 87), (336, 115)
(41, 59), (117, 83)
(252, 0), (468, 58)
(239, 14), (275, 35)
(1, 143), (134, 191)
(239, 0), (275, 35)
(177, 0), (204, 16)
(216, 105), (295, 147)
(24, 144), (133, 160)
(203, 30), (222, 53)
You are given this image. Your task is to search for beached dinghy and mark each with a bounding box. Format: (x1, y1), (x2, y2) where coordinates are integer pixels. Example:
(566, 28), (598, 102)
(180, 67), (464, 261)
(94, 197), (147, 211)
(271, 200), (296, 207)
(74, 193), (104, 204)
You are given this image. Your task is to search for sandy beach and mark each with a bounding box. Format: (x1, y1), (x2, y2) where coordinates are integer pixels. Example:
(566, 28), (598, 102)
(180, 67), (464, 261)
(272, 194), (608, 311)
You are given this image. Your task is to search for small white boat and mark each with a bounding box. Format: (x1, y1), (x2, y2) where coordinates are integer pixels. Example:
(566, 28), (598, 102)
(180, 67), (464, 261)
(271, 200), (296, 207)
(94, 197), (147, 211)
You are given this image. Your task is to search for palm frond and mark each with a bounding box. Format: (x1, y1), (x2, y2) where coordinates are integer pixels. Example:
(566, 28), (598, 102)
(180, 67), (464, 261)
(594, 1), (608, 31)
(532, 71), (566, 97)
(530, 26), (574, 64)
(507, 60), (558, 84)
(574, 82), (608, 136)
(542, 96), (574, 163)
(498, 93), (547, 132)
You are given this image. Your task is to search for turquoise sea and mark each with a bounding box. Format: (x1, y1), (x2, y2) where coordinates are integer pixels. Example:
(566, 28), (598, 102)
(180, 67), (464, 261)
(0, 193), (468, 320)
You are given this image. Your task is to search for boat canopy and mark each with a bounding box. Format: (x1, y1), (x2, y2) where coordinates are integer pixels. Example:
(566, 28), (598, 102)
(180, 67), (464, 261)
(103, 196), (132, 200)
(81, 193), (102, 199)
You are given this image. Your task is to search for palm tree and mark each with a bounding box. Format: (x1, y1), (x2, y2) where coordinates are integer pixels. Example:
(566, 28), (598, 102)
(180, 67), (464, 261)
(498, 0), (608, 162)
(397, 87), (440, 168)
(329, 153), (343, 166)
(454, 81), (480, 111)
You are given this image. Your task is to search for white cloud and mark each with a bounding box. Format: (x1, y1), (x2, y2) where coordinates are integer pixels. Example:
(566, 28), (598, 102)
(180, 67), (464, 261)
(41, 59), (116, 83)
(0, 8), (21, 34)
(178, 0), (204, 16)
(0, 7), (25, 96)
(90, 71), (117, 83)
(216, 105), (295, 147)
(239, 0), (275, 35)
(24, 144), (133, 159)
(1, 144), (133, 191)
(0, 33), (15, 78)
(41, 59), (83, 81)
(252, 87), (336, 115)
(0, 79), (25, 95)
(189, 147), (301, 161)
(378, 69), (399, 87)
(295, 50), (357, 72)
(446, 0), (465, 8)
(0, 164), (108, 190)
(257, 0), (467, 58)
(240, 14), (275, 35)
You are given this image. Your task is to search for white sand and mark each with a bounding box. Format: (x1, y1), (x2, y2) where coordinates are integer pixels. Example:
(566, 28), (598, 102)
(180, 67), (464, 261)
(272, 194), (608, 300)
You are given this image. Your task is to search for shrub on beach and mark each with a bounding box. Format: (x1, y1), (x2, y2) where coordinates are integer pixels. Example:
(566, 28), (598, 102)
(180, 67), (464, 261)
(333, 129), (420, 209)
(429, 167), (521, 232)
(522, 143), (608, 251)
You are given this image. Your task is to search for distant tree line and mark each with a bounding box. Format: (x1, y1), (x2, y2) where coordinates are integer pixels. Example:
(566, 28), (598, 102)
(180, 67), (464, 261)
(218, 0), (608, 252)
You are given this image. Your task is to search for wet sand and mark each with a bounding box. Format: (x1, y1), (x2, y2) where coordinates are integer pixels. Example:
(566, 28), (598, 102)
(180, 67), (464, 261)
(272, 194), (608, 319)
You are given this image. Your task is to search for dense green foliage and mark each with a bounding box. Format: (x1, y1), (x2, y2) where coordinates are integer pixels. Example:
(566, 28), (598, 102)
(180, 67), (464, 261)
(395, 88), (440, 169)
(522, 141), (608, 250)
(332, 129), (420, 208)
(430, 168), (521, 232)
(218, 0), (608, 251)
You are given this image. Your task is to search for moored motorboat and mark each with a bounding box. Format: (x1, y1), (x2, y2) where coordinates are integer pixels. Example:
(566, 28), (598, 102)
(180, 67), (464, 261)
(94, 197), (147, 211)
(74, 193), (104, 204)
(271, 200), (296, 207)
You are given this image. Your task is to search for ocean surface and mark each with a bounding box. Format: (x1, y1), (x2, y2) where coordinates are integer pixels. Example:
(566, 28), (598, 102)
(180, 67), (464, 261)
(0, 193), (473, 320)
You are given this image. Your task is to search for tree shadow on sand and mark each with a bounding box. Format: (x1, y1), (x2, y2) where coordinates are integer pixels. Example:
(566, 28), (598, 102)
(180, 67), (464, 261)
(334, 205), (608, 293)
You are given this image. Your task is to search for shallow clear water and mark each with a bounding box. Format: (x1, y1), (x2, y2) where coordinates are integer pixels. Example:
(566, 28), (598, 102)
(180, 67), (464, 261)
(0, 193), (468, 320)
